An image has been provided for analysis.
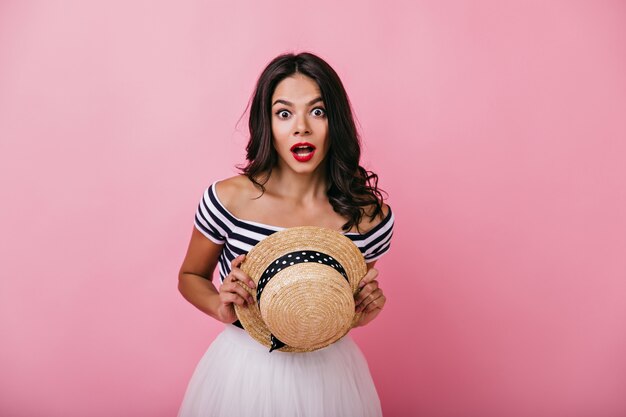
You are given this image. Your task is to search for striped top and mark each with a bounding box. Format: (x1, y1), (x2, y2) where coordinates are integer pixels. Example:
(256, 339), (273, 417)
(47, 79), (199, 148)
(194, 180), (395, 282)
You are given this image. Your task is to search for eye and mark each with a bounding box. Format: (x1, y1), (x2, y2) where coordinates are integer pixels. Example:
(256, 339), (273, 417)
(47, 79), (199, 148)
(276, 110), (291, 119)
(311, 107), (326, 117)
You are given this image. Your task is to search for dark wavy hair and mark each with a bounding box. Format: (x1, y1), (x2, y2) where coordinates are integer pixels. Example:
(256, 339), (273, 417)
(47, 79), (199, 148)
(239, 52), (386, 232)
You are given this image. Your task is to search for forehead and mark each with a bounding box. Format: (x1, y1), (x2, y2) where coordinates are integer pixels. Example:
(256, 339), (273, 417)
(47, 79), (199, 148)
(272, 74), (321, 102)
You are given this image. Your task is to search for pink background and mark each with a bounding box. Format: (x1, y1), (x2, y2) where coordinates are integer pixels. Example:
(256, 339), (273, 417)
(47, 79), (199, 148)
(1, 1), (625, 416)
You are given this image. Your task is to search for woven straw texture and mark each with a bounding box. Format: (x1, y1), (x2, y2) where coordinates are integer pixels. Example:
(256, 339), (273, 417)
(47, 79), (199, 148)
(234, 226), (367, 352)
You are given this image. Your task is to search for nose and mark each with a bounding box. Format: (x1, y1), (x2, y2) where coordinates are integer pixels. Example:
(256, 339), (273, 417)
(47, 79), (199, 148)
(293, 114), (311, 136)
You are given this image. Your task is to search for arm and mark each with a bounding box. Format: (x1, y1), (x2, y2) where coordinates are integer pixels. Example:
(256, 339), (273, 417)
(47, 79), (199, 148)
(352, 201), (394, 327)
(178, 227), (255, 324)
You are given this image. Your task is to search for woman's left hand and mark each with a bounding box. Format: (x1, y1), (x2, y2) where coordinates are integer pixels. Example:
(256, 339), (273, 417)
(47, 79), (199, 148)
(354, 267), (386, 327)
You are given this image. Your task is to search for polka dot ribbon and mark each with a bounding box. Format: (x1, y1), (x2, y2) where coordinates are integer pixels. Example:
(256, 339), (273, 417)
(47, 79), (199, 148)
(256, 250), (349, 352)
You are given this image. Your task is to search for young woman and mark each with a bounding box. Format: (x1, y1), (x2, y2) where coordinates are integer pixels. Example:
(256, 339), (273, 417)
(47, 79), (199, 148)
(177, 52), (394, 417)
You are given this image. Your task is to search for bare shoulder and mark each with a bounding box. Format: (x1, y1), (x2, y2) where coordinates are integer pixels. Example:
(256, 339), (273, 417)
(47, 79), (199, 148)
(213, 175), (258, 213)
(356, 202), (391, 234)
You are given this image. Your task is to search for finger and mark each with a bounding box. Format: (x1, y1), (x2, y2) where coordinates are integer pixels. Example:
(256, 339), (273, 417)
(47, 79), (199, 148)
(358, 268), (378, 288)
(362, 295), (386, 313)
(355, 281), (379, 305)
(229, 255), (255, 288)
(229, 268), (255, 288)
(230, 254), (246, 269)
(221, 282), (255, 304)
(356, 288), (383, 312)
(220, 291), (250, 307)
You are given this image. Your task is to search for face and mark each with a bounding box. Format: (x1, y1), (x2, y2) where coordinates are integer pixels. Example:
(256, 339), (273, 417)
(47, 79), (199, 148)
(271, 73), (329, 175)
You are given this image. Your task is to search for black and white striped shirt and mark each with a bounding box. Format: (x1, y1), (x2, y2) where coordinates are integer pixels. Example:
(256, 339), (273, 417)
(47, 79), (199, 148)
(194, 180), (395, 282)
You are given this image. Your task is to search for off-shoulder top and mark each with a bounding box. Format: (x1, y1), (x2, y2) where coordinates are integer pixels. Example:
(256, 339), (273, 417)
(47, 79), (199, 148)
(194, 180), (395, 283)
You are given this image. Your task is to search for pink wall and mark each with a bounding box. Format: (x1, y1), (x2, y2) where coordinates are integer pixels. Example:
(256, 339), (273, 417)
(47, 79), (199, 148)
(1, 1), (625, 416)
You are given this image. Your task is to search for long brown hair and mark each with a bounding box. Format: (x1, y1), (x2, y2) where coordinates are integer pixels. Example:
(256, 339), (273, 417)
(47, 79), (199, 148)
(239, 52), (386, 232)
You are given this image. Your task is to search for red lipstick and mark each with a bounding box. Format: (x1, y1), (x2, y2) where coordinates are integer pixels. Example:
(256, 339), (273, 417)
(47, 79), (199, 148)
(290, 142), (316, 162)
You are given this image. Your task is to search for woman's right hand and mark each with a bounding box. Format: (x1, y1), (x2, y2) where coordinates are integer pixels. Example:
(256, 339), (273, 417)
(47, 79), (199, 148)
(216, 254), (256, 324)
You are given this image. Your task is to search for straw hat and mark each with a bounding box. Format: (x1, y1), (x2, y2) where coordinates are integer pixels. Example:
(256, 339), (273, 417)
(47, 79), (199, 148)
(234, 226), (367, 353)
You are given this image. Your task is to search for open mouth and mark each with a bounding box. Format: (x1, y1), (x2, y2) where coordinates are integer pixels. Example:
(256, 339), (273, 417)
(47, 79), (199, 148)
(290, 142), (317, 162)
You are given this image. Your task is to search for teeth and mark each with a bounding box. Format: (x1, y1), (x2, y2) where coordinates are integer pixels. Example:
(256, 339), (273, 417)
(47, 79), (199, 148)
(293, 146), (314, 154)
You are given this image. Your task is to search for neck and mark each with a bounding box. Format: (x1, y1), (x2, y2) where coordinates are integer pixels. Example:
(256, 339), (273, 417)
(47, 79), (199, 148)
(265, 165), (329, 203)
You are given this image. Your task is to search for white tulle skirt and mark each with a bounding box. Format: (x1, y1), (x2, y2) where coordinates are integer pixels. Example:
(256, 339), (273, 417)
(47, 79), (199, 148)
(177, 324), (382, 417)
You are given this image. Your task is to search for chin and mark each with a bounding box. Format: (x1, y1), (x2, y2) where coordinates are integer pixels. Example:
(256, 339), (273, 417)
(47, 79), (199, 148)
(281, 159), (324, 175)
(292, 165), (322, 175)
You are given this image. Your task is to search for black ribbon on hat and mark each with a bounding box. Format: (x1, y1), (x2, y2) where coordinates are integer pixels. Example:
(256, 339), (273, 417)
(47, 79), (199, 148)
(256, 250), (349, 352)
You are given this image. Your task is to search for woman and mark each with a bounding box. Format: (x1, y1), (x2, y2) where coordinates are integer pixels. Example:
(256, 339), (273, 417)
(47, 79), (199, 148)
(177, 52), (394, 417)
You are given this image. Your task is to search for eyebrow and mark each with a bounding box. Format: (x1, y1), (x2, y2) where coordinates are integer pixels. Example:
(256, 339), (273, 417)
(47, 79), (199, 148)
(272, 97), (324, 107)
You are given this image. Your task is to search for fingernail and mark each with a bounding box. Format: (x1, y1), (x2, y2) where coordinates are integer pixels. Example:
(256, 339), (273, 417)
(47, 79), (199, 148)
(248, 296), (254, 304)
(249, 280), (255, 288)
(359, 281), (365, 288)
